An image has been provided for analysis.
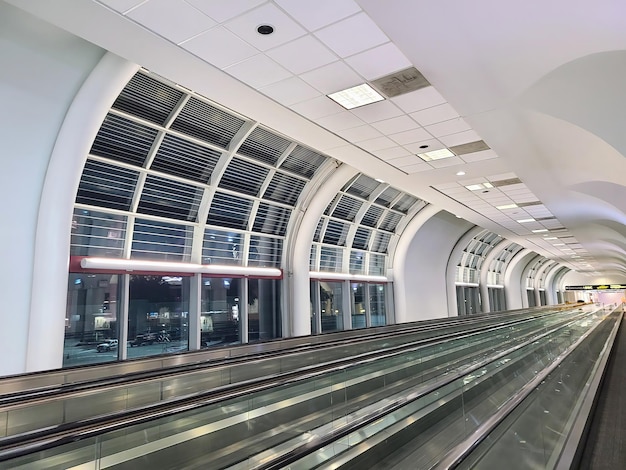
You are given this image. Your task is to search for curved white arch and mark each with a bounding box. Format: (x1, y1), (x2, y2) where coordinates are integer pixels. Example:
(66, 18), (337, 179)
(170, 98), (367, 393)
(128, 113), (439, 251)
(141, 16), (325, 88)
(288, 163), (359, 336)
(27, 53), (138, 372)
(445, 226), (483, 316)
(479, 239), (511, 312)
(503, 249), (536, 310)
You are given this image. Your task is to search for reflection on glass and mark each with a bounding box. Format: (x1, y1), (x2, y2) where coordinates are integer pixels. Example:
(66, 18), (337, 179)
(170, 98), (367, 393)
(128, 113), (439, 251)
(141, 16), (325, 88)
(201, 277), (241, 347)
(320, 281), (343, 332)
(351, 283), (366, 329)
(248, 278), (281, 341)
(64, 273), (121, 367)
(127, 275), (190, 359)
(370, 283), (387, 326)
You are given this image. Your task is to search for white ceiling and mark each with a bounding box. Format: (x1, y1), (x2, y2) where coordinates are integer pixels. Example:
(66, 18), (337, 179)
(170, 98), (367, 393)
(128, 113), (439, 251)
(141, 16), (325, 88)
(9, 0), (626, 278)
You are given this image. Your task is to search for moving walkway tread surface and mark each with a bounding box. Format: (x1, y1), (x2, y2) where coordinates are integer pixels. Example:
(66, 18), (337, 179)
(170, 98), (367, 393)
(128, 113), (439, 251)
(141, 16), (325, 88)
(0, 308), (592, 469)
(577, 313), (626, 469)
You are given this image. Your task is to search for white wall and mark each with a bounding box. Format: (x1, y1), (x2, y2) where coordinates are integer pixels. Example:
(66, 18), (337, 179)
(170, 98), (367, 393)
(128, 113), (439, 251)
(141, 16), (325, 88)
(0, 3), (105, 376)
(395, 210), (474, 321)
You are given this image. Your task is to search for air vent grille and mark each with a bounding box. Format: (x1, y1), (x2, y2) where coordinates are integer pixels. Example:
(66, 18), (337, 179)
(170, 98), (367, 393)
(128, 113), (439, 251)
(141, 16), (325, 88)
(91, 113), (158, 166)
(112, 72), (183, 126)
(151, 134), (221, 183)
(171, 97), (245, 149)
(449, 140), (490, 156)
(491, 177), (523, 187)
(371, 67), (431, 98)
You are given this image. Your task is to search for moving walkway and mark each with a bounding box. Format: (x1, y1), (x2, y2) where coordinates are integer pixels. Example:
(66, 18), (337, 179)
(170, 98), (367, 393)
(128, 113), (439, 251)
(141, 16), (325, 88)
(0, 307), (570, 439)
(0, 306), (610, 469)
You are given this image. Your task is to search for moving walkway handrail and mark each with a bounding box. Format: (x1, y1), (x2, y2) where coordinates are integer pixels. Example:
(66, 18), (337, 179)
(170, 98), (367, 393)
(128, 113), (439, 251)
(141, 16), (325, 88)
(0, 309), (567, 408)
(0, 309), (590, 463)
(0, 305), (570, 398)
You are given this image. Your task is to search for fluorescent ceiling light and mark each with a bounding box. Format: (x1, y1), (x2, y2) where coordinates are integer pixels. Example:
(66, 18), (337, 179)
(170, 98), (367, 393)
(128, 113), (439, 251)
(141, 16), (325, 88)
(517, 218), (535, 223)
(419, 148), (455, 161)
(553, 243), (565, 246)
(496, 204), (518, 210)
(465, 182), (493, 191)
(532, 229), (548, 233)
(544, 237), (557, 240)
(327, 83), (384, 109)
(456, 170), (466, 176)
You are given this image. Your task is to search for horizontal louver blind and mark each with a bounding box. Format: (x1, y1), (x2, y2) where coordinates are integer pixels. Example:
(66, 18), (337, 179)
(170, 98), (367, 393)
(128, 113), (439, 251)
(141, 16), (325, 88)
(320, 246), (343, 272)
(250, 235), (282, 267)
(131, 219), (193, 261)
(202, 230), (242, 265)
(392, 194), (418, 213)
(375, 187), (400, 207)
(90, 113), (158, 166)
(313, 219), (324, 243)
(379, 212), (402, 232)
(70, 209), (126, 257)
(323, 220), (349, 246)
(353, 227), (371, 250)
(207, 192), (253, 230)
(280, 145), (327, 178)
(137, 175), (203, 221)
(171, 97), (245, 149)
(76, 160), (139, 211)
(253, 203), (290, 236)
(369, 253), (386, 275)
(151, 133), (221, 183)
(349, 251), (365, 274)
(332, 195), (362, 222)
(361, 205), (384, 227)
(345, 174), (378, 199)
(218, 157), (269, 196)
(371, 232), (392, 253)
(238, 127), (290, 166)
(112, 72), (183, 126)
(263, 173), (305, 206)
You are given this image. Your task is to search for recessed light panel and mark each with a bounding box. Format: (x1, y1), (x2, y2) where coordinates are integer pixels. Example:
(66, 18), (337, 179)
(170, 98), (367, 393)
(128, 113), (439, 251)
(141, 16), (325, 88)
(532, 229), (548, 233)
(517, 218), (535, 223)
(419, 148), (455, 161)
(327, 83), (384, 109)
(465, 182), (493, 191)
(496, 203), (518, 210)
